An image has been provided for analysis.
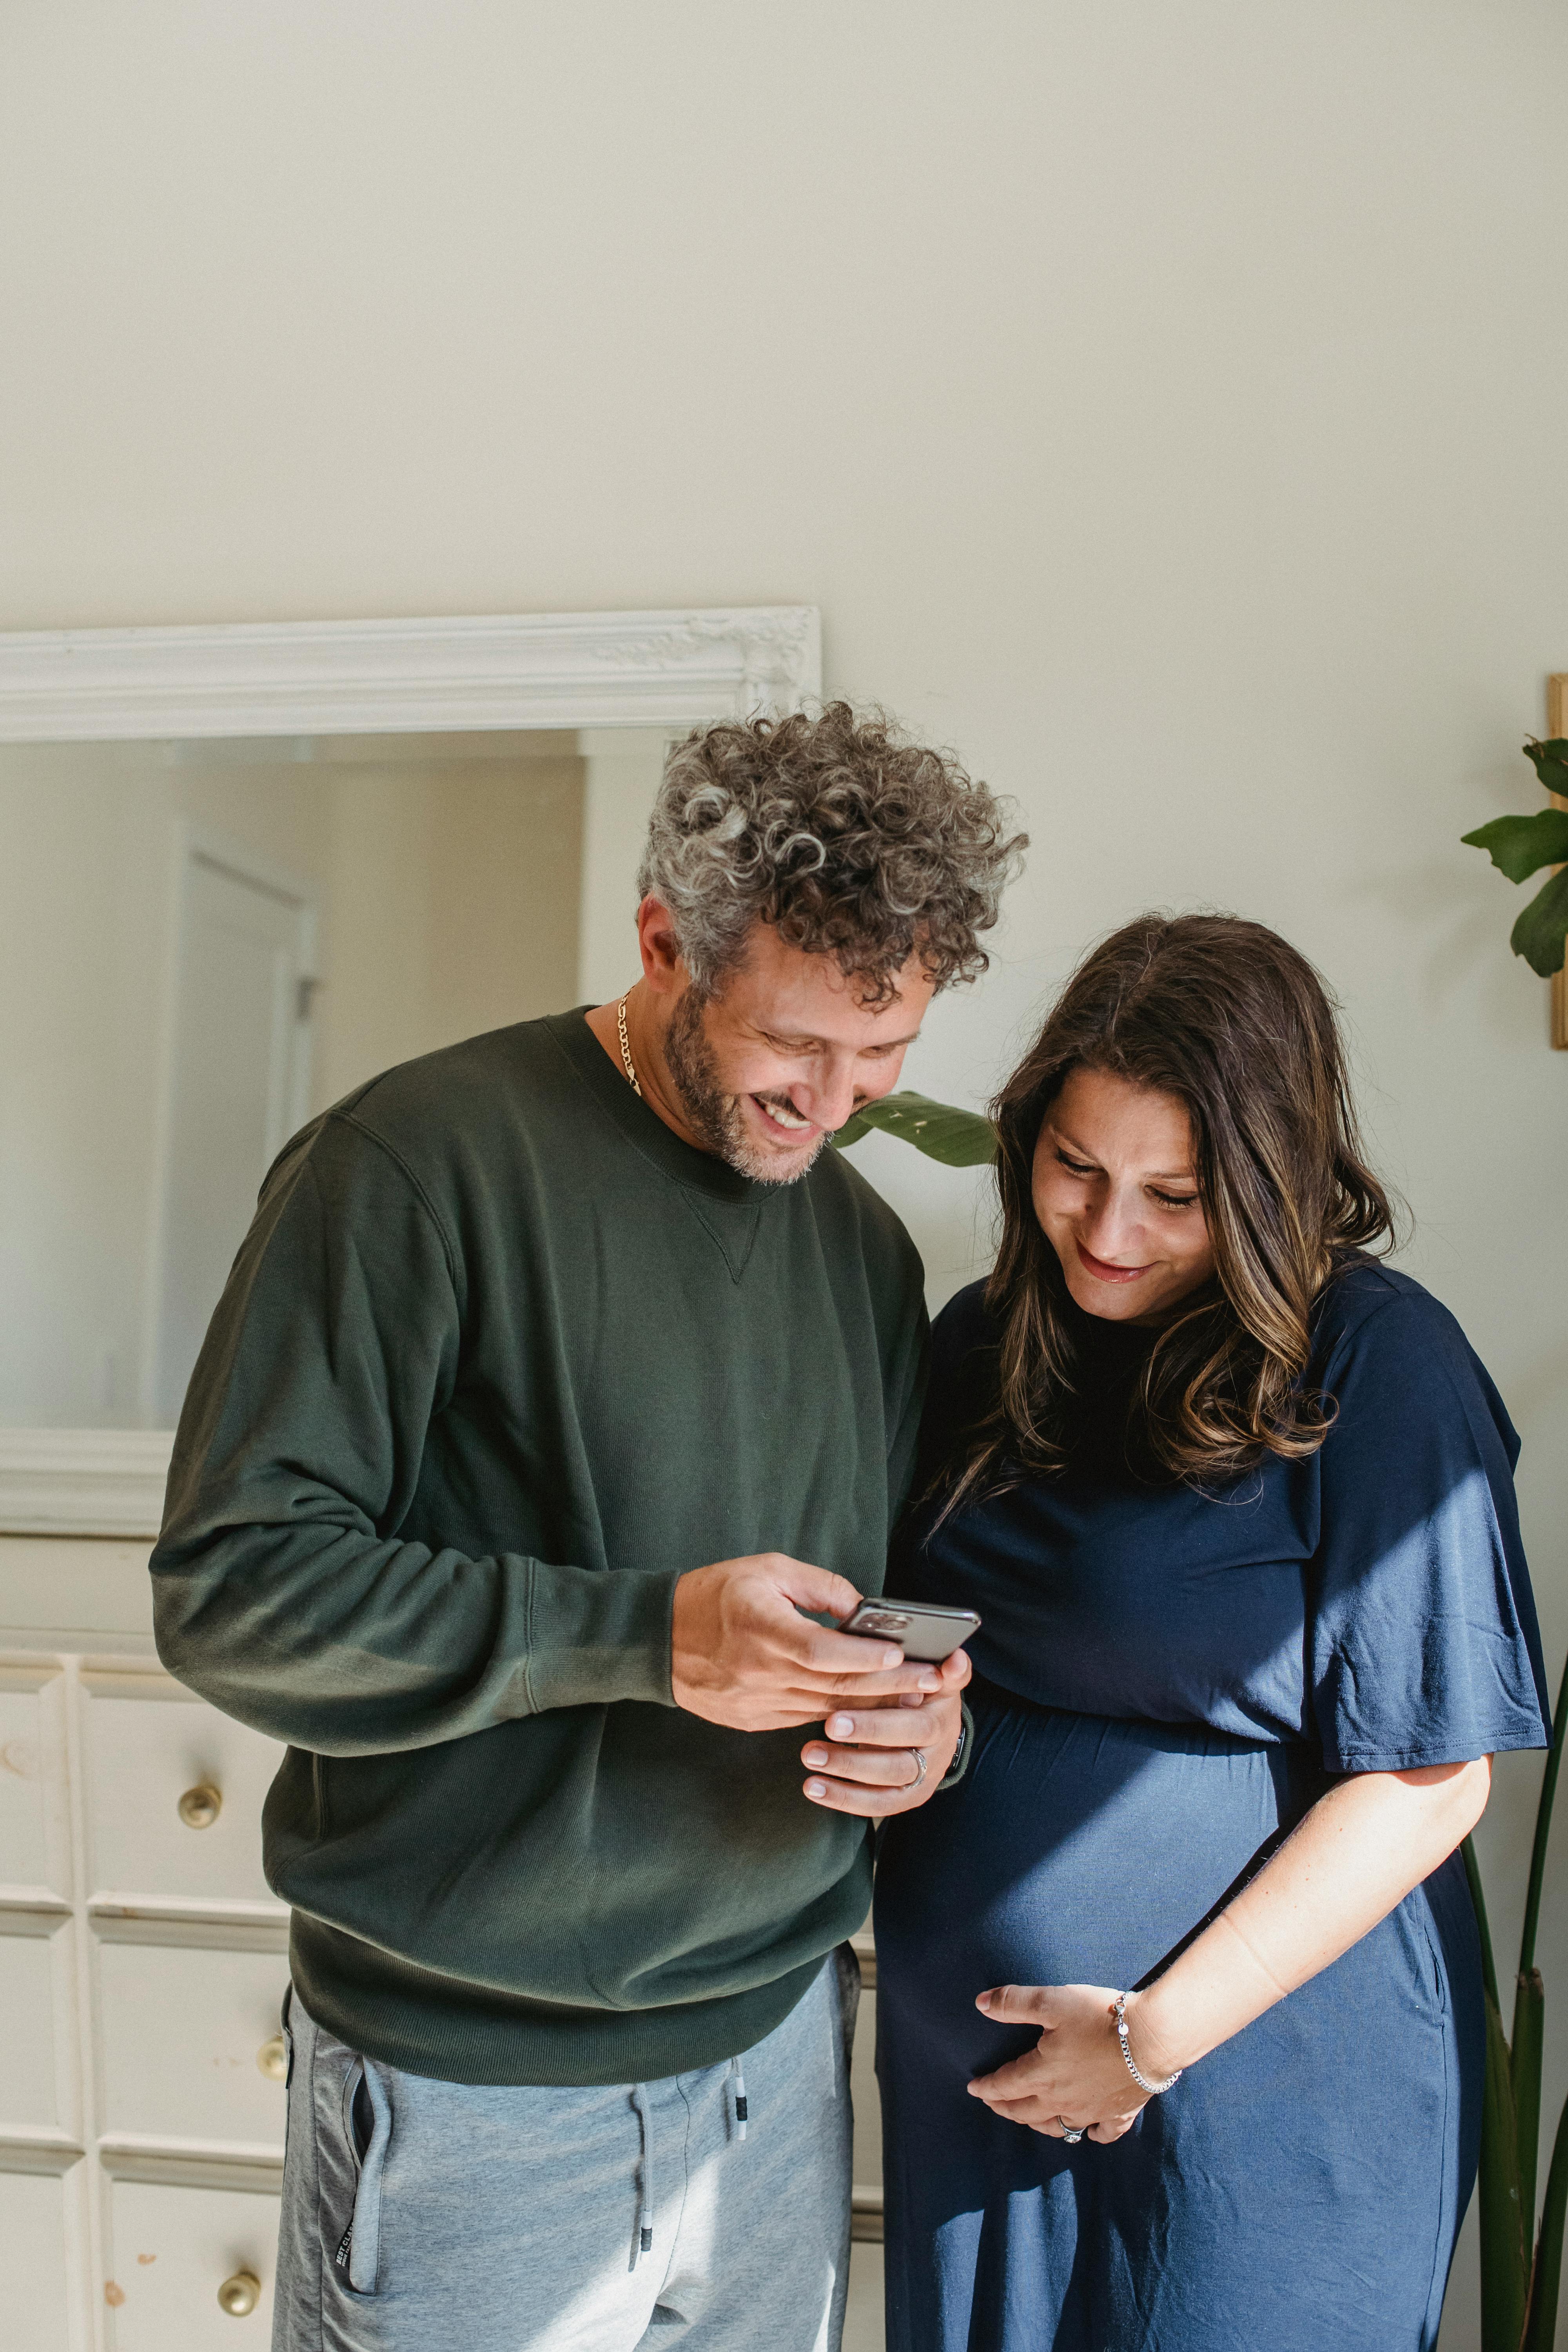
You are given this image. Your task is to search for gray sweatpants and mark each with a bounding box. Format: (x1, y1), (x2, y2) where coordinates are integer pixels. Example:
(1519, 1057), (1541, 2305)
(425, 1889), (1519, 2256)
(270, 1955), (858, 2352)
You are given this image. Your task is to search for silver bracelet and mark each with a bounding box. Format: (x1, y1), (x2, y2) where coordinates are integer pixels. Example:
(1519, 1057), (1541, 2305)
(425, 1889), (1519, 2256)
(1112, 1993), (1183, 2095)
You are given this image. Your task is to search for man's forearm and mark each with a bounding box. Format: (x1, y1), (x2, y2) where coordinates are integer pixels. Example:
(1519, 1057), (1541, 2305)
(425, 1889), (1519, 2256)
(153, 1520), (680, 1752)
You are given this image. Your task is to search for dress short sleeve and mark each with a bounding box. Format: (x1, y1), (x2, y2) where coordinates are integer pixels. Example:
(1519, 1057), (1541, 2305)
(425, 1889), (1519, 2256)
(1309, 1269), (1550, 1775)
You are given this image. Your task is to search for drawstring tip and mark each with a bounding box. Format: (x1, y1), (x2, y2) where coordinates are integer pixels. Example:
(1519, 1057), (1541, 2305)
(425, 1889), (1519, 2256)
(728, 2058), (750, 2143)
(631, 2082), (655, 2267)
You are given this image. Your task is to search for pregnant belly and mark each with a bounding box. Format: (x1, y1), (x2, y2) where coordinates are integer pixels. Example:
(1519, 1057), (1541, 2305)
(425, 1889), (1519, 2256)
(875, 1680), (1320, 2084)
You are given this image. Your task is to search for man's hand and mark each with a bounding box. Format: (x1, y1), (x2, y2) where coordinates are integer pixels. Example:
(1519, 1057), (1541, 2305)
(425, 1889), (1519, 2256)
(798, 1650), (971, 1817)
(671, 1554), (945, 1731)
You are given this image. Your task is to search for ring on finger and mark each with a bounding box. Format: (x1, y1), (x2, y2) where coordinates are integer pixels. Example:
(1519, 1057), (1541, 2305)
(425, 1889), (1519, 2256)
(1058, 2116), (1085, 2144)
(907, 1748), (927, 1787)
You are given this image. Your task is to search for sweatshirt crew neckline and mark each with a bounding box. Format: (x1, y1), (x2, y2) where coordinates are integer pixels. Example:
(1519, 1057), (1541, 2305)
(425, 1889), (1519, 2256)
(546, 1007), (775, 1208)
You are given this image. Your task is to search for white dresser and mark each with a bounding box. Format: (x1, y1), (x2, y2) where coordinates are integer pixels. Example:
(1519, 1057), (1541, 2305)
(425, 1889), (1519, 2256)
(0, 1523), (887, 2352)
(0, 1532), (289, 2349)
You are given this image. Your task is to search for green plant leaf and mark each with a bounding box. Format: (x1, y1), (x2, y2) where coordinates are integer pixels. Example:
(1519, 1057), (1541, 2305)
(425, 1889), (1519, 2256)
(1465, 1834), (1503, 2015)
(1523, 2090), (1568, 2352)
(1462, 812), (1568, 884)
(1509, 866), (1568, 978)
(1479, 1984), (1530, 2352)
(1519, 1650), (1568, 1976)
(1523, 738), (1568, 798)
(1514, 1969), (1546, 2241)
(1468, 1840), (1530, 2349)
(830, 1092), (998, 1165)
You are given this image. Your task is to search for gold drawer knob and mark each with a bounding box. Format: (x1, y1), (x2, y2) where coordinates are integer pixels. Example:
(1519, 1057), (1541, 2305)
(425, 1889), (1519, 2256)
(217, 2270), (260, 2317)
(256, 2033), (287, 2082)
(177, 1783), (221, 1829)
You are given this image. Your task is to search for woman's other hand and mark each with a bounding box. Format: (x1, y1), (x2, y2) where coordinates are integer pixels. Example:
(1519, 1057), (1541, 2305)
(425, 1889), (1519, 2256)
(967, 1983), (1154, 2143)
(800, 1648), (971, 1816)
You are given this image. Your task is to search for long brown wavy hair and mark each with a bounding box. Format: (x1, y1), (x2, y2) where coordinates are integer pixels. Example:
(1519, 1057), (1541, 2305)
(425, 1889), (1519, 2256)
(942, 913), (1397, 1505)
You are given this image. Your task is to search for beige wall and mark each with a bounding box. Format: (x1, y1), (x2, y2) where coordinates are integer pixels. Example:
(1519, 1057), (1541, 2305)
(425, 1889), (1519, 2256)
(317, 750), (585, 1104)
(4, 7), (1566, 2339)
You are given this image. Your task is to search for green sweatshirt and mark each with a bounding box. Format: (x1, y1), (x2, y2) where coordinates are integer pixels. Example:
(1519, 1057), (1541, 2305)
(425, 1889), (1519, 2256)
(151, 1008), (927, 2086)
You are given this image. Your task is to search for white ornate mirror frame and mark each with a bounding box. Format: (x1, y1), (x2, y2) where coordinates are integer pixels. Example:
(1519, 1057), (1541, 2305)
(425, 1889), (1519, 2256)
(0, 604), (821, 1538)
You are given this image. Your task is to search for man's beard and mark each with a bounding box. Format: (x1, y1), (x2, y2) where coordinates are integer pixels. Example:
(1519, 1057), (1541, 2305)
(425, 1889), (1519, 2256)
(663, 992), (827, 1185)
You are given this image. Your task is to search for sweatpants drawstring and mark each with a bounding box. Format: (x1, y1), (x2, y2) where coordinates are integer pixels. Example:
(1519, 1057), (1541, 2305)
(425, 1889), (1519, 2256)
(632, 2060), (746, 2267)
(631, 2084), (654, 2267)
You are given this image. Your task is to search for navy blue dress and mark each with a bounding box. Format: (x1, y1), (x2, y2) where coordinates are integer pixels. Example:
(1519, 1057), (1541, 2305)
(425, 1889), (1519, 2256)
(875, 1263), (1548, 2352)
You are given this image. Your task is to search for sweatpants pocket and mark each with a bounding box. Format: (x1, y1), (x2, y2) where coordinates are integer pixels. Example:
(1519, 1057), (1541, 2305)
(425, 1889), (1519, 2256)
(318, 2047), (392, 2296)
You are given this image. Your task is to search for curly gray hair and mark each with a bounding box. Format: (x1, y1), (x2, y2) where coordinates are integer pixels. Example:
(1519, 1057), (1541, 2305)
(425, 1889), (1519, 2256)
(636, 702), (1027, 1005)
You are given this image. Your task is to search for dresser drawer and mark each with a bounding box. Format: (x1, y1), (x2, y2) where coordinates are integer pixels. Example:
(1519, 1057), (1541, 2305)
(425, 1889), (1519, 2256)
(82, 1675), (285, 1908)
(0, 1915), (76, 2134)
(0, 1665), (71, 1901)
(0, 2161), (76, 2352)
(99, 1938), (290, 2152)
(105, 2178), (278, 2348)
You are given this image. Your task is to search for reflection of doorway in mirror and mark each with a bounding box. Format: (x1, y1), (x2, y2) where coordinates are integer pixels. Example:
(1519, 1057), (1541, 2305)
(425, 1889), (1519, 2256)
(0, 725), (670, 1431)
(577, 728), (678, 1005)
(151, 840), (318, 1425)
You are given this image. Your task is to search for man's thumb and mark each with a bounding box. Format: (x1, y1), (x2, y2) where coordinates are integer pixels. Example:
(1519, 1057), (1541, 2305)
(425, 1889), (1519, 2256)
(772, 1558), (862, 1623)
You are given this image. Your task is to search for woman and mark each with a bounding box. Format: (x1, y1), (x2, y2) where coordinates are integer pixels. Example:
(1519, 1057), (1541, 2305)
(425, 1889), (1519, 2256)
(872, 913), (1548, 2352)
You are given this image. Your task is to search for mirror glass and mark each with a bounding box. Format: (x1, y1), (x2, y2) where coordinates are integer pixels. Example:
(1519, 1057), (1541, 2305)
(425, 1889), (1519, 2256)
(0, 726), (669, 1429)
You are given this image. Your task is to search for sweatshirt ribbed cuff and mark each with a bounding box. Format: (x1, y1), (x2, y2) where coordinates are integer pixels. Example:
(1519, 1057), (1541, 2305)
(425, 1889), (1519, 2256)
(520, 1560), (680, 1712)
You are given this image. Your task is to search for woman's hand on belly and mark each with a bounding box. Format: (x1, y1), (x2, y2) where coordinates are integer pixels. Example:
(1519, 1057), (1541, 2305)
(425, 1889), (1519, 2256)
(967, 1984), (1150, 2144)
(965, 1757), (1495, 2145)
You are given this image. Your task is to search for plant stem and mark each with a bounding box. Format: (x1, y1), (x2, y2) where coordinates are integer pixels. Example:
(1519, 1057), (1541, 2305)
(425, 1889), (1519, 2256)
(1466, 1834), (1503, 2015)
(1519, 1650), (1568, 1975)
(1479, 1986), (1529, 2350)
(1514, 1968), (1546, 2244)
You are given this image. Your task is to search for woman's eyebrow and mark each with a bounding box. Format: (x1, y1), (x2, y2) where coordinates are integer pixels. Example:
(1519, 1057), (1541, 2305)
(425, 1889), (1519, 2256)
(1046, 1124), (1100, 1161)
(1049, 1123), (1196, 1183)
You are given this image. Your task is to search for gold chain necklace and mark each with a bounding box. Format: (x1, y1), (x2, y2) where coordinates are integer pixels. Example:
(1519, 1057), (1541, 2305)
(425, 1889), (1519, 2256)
(615, 995), (642, 1098)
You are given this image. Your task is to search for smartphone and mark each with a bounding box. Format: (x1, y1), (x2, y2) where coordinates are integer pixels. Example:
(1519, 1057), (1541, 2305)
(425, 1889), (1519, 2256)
(840, 1597), (980, 1663)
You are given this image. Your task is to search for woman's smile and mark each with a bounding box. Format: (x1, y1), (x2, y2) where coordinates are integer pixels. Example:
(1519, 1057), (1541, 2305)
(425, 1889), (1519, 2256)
(1074, 1240), (1155, 1285)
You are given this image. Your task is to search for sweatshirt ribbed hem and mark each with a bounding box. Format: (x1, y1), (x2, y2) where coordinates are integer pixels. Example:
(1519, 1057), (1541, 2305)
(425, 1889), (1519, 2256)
(288, 1913), (825, 2087)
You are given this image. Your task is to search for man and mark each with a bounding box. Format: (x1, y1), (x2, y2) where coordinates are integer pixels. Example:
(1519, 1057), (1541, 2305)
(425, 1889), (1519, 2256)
(151, 700), (1025, 2352)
